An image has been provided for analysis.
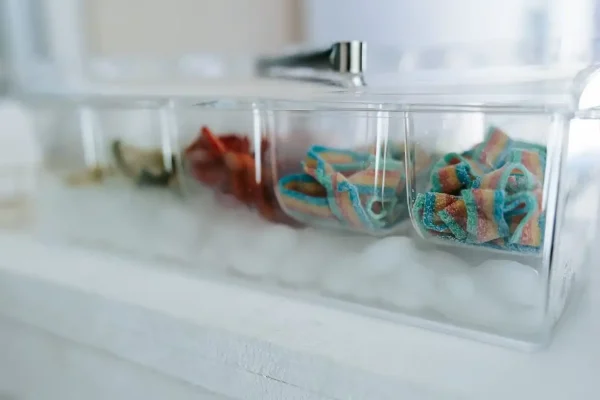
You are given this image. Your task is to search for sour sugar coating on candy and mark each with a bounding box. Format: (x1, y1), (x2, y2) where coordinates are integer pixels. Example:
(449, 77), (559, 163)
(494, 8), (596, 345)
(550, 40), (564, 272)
(277, 143), (431, 235)
(412, 126), (547, 253)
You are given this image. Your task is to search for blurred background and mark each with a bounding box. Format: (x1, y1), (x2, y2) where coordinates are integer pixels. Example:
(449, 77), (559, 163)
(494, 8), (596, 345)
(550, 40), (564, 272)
(0, 0), (598, 94)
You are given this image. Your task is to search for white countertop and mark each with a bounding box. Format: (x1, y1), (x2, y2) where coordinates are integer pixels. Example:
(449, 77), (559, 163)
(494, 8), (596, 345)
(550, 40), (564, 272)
(0, 315), (228, 400)
(0, 231), (597, 400)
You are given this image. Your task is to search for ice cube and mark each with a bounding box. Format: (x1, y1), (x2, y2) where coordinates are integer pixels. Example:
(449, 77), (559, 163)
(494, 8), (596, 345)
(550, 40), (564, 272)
(474, 259), (541, 307)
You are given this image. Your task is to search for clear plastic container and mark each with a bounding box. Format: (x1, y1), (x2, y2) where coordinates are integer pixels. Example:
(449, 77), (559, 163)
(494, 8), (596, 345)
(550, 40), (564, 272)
(27, 95), (198, 262)
(14, 74), (600, 350)
(184, 78), (599, 349)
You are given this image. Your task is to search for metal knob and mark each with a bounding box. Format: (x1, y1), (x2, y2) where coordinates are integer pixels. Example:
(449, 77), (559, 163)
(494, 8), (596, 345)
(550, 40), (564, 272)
(330, 41), (366, 74)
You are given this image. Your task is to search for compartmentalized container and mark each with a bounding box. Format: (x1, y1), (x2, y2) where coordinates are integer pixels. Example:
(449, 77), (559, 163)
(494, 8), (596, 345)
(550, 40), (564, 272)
(12, 62), (599, 350)
(177, 79), (600, 349)
(27, 95), (199, 262)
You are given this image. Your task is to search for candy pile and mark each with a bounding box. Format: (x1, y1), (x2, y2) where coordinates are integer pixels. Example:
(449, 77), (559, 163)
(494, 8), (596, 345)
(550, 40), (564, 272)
(276, 143), (429, 234)
(413, 127), (547, 252)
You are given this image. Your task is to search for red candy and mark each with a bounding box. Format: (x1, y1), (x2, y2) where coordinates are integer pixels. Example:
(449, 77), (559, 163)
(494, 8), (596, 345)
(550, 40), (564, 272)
(184, 126), (286, 222)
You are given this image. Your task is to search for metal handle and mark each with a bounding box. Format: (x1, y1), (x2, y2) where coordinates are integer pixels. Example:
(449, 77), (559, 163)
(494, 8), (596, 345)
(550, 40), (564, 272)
(256, 41), (367, 87)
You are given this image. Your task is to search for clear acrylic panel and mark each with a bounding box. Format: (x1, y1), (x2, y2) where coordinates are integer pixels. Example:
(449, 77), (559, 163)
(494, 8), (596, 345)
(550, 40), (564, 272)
(27, 95), (198, 262)
(267, 100), (411, 235)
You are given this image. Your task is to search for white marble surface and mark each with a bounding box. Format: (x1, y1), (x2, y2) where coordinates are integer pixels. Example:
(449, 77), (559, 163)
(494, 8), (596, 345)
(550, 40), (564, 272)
(0, 232), (597, 400)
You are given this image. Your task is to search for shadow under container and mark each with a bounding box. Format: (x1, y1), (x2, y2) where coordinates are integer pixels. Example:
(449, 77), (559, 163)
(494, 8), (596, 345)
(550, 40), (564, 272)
(28, 95), (196, 262)
(264, 95), (600, 350)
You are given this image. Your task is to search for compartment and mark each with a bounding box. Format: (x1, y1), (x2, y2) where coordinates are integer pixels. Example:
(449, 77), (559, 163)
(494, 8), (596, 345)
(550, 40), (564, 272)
(406, 108), (551, 255)
(28, 96), (197, 262)
(390, 105), (566, 346)
(176, 99), (288, 224)
(268, 101), (424, 235)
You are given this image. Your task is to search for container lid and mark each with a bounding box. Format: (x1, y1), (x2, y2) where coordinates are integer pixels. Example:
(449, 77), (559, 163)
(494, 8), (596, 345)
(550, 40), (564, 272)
(14, 39), (600, 112)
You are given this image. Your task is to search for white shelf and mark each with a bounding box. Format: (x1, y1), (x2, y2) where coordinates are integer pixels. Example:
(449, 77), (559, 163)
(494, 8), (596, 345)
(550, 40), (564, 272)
(0, 315), (226, 400)
(0, 231), (597, 400)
